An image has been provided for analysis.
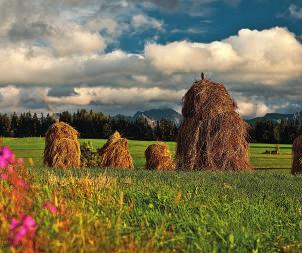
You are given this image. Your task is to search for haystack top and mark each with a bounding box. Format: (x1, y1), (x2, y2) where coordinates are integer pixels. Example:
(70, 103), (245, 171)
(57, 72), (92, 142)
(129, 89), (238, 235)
(109, 131), (122, 144)
(98, 130), (134, 169)
(45, 121), (79, 140)
(182, 79), (237, 118)
(146, 143), (170, 153)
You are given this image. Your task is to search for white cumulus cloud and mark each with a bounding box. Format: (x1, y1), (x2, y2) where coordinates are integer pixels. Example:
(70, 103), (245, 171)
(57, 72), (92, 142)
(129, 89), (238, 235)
(132, 14), (164, 31)
(236, 97), (271, 118)
(145, 27), (302, 85)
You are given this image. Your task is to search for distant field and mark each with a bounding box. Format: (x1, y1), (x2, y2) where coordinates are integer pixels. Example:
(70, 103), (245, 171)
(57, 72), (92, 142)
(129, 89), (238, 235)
(2, 138), (293, 169)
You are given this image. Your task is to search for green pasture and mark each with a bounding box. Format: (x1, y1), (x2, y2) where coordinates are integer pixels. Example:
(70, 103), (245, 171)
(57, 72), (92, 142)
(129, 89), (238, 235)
(2, 138), (293, 169)
(17, 168), (302, 252)
(2, 138), (302, 252)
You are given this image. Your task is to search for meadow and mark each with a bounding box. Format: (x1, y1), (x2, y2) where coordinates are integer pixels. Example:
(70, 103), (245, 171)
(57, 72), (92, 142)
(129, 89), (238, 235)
(2, 138), (293, 169)
(1, 138), (302, 252)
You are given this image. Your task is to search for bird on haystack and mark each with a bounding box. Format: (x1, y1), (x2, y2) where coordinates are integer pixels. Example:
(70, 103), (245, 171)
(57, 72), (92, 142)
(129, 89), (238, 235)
(201, 72), (205, 80)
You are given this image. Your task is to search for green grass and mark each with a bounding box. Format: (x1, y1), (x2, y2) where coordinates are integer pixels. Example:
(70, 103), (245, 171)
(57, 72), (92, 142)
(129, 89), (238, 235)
(8, 168), (302, 252)
(2, 138), (293, 169)
(1, 138), (301, 252)
(249, 143), (292, 169)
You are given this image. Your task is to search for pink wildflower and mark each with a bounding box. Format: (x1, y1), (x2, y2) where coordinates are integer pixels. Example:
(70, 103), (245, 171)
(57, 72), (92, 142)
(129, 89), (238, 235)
(0, 147), (13, 168)
(0, 173), (8, 180)
(15, 178), (27, 188)
(16, 158), (24, 166)
(43, 201), (58, 214)
(0, 159), (6, 168)
(8, 215), (37, 246)
(7, 165), (15, 174)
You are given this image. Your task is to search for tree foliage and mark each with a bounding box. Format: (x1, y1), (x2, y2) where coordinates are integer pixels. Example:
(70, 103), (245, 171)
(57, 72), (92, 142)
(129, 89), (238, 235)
(0, 110), (301, 143)
(0, 110), (177, 141)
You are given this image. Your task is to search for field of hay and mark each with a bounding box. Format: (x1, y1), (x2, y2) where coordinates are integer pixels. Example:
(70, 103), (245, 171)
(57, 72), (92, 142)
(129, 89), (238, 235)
(2, 138), (301, 252)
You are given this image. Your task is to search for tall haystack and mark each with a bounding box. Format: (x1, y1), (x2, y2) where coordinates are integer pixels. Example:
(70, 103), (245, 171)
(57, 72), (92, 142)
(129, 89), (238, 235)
(44, 122), (80, 169)
(98, 131), (134, 169)
(145, 143), (175, 170)
(176, 79), (251, 171)
(292, 135), (302, 174)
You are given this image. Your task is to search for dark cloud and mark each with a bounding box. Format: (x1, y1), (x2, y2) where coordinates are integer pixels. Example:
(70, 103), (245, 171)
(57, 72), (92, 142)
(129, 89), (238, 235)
(47, 87), (77, 97)
(8, 21), (52, 42)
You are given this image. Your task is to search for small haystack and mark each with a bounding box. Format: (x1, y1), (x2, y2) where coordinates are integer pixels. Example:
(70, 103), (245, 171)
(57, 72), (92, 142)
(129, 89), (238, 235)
(145, 143), (175, 170)
(176, 79), (251, 171)
(292, 135), (302, 174)
(44, 122), (80, 169)
(98, 131), (134, 169)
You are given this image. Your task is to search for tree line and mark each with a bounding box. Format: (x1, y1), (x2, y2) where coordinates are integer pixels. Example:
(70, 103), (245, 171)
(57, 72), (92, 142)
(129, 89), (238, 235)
(249, 119), (302, 144)
(0, 110), (301, 143)
(0, 110), (178, 141)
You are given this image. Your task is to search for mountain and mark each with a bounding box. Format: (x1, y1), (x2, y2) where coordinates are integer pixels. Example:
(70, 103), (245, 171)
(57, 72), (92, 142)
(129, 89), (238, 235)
(112, 114), (133, 121)
(113, 108), (182, 127)
(115, 109), (302, 127)
(247, 112), (302, 125)
(133, 108), (182, 126)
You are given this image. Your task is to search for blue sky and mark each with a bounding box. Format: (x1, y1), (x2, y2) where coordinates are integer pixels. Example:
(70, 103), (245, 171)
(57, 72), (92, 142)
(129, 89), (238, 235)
(0, 0), (302, 118)
(118, 0), (302, 52)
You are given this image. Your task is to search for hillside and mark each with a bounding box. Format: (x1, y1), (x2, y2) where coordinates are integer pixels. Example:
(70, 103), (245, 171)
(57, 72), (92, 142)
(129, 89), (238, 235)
(113, 108), (182, 126)
(134, 108), (182, 126)
(247, 112), (301, 125)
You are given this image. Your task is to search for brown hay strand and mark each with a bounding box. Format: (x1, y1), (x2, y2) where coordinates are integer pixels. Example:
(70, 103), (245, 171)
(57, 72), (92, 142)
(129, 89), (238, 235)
(145, 143), (175, 171)
(44, 122), (81, 169)
(292, 135), (302, 174)
(98, 131), (134, 169)
(176, 79), (251, 171)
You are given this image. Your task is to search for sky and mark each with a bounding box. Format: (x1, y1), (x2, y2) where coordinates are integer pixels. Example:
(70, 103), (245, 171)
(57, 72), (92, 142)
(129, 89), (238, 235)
(0, 0), (302, 118)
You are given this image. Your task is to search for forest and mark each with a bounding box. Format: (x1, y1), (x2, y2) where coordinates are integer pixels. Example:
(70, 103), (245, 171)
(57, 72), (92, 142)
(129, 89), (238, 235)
(0, 110), (177, 141)
(0, 109), (301, 144)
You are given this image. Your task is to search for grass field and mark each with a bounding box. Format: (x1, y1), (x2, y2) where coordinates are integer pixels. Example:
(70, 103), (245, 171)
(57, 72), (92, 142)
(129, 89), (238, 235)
(1, 138), (301, 252)
(2, 138), (293, 169)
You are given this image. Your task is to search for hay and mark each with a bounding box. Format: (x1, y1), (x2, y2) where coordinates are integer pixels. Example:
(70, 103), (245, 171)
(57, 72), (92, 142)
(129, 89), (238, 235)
(98, 131), (134, 169)
(145, 143), (175, 170)
(44, 122), (80, 169)
(292, 135), (302, 174)
(176, 79), (251, 171)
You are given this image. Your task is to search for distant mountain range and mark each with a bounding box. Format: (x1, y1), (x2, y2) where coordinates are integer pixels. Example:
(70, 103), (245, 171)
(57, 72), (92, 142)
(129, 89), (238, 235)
(114, 108), (183, 127)
(246, 112), (302, 125)
(114, 108), (302, 127)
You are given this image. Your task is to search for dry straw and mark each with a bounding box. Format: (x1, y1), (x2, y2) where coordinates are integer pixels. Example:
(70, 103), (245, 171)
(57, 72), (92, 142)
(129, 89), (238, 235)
(44, 122), (81, 169)
(176, 79), (251, 171)
(98, 131), (134, 169)
(292, 135), (302, 174)
(145, 143), (175, 171)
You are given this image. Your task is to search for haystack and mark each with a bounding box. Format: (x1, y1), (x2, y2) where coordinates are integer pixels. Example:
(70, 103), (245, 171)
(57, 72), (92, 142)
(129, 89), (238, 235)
(98, 131), (134, 169)
(292, 135), (302, 174)
(145, 143), (175, 170)
(44, 122), (80, 169)
(176, 79), (251, 171)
